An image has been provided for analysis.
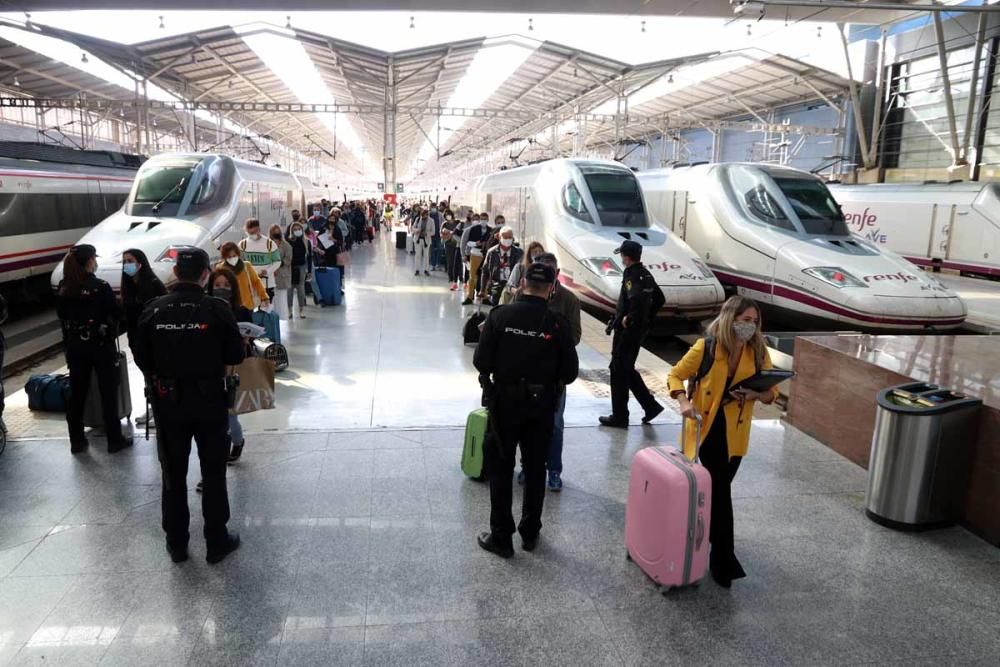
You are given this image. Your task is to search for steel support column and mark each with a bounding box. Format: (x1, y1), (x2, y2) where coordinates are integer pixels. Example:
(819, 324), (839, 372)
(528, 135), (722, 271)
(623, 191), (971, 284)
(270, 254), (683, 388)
(933, 12), (964, 167)
(384, 54), (397, 193)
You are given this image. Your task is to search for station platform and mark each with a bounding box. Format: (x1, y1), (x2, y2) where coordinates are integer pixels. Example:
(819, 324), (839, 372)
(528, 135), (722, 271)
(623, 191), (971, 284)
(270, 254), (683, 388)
(1, 233), (999, 666)
(937, 273), (1000, 333)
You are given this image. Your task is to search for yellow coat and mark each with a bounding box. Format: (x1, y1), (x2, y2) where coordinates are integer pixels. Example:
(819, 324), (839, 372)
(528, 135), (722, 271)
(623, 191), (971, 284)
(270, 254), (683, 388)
(217, 260), (269, 311)
(666, 338), (778, 460)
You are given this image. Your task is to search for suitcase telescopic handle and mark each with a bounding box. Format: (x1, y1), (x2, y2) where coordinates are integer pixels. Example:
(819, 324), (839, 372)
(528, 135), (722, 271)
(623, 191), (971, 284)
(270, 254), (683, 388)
(683, 413), (703, 463)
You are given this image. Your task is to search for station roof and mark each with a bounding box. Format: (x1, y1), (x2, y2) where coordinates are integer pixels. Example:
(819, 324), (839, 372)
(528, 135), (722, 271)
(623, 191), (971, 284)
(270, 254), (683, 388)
(0, 18), (855, 184)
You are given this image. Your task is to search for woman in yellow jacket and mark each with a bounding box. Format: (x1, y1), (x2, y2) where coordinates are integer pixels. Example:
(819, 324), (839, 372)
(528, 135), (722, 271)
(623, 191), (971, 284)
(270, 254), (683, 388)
(217, 241), (270, 311)
(667, 295), (778, 588)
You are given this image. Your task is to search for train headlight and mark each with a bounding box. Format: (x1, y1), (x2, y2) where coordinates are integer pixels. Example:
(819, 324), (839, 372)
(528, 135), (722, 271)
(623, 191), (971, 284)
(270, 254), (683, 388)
(582, 257), (622, 278)
(803, 267), (868, 289)
(156, 247), (180, 263)
(691, 259), (715, 279)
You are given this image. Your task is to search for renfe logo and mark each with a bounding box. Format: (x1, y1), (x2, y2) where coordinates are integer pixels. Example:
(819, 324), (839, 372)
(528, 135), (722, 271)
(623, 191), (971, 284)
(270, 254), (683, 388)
(863, 272), (919, 283)
(646, 262), (683, 271)
(844, 207), (877, 231)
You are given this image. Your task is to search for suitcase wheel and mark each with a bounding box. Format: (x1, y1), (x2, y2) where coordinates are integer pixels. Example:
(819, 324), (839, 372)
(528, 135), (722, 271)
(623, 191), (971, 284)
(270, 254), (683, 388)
(625, 551), (632, 562)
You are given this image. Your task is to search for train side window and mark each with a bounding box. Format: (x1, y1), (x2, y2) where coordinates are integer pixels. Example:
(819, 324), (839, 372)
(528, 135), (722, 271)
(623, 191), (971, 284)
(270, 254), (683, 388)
(563, 182), (592, 222)
(0, 193), (21, 237)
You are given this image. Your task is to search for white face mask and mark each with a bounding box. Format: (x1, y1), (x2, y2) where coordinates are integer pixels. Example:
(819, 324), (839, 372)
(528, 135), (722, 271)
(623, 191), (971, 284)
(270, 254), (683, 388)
(500, 238), (513, 248)
(293, 229), (304, 238)
(249, 231), (261, 240)
(733, 321), (756, 342)
(226, 256), (239, 267)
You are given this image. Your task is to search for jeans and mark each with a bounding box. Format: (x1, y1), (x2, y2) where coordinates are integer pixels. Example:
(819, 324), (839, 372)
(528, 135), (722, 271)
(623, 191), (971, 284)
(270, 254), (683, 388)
(228, 413), (243, 445)
(288, 278), (307, 313)
(430, 238), (443, 268)
(547, 390), (567, 473)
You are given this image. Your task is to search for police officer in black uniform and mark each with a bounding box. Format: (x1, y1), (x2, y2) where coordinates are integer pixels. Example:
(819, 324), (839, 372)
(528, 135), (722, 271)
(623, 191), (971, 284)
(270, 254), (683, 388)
(56, 244), (130, 454)
(134, 247), (245, 564)
(599, 240), (665, 428)
(473, 262), (579, 557)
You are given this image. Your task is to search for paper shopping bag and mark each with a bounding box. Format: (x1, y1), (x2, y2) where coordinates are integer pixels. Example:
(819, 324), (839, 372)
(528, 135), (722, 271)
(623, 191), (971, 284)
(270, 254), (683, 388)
(229, 357), (276, 415)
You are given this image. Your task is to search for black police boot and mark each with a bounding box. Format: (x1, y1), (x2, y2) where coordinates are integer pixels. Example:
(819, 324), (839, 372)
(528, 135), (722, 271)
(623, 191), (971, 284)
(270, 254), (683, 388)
(70, 438), (89, 454)
(166, 542), (189, 563)
(521, 533), (539, 552)
(107, 436), (133, 454)
(206, 532), (241, 564)
(641, 403), (664, 424)
(477, 531), (514, 559)
(599, 415), (628, 429)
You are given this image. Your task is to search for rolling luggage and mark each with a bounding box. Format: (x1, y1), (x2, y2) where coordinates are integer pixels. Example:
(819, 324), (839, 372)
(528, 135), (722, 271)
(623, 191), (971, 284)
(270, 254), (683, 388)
(313, 266), (343, 306)
(395, 231), (407, 249)
(83, 349), (132, 427)
(252, 338), (289, 372)
(253, 308), (282, 344)
(25, 374), (70, 412)
(463, 302), (486, 346)
(461, 407), (488, 481)
(625, 416), (711, 590)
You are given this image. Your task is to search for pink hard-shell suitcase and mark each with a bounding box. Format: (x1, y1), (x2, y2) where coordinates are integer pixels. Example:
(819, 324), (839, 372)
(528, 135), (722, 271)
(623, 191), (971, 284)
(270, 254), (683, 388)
(625, 416), (712, 590)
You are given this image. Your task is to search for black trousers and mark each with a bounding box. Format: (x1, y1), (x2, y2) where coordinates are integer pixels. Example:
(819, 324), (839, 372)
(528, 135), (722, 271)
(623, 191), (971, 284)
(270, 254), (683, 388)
(609, 327), (658, 419)
(445, 244), (463, 282)
(152, 386), (231, 549)
(65, 342), (123, 445)
(484, 396), (555, 545)
(699, 409), (743, 570)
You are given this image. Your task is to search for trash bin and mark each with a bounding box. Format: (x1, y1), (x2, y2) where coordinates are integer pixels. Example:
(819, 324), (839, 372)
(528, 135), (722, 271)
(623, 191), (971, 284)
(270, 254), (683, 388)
(865, 382), (981, 530)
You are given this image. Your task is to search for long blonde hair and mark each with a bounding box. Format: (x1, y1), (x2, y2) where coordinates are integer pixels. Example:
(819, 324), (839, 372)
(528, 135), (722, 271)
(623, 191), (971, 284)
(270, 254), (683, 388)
(705, 295), (767, 367)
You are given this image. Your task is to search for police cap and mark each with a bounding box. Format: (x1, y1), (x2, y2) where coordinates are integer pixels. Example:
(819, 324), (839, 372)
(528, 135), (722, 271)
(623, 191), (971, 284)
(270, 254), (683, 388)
(524, 262), (556, 285)
(174, 246), (210, 273)
(70, 244), (98, 263)
(614, 240), (642, 260)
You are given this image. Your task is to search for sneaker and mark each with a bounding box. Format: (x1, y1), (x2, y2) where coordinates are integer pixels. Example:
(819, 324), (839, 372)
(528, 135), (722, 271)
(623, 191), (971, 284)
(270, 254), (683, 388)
(547, 471), (563, 492)
(424, 270), (431, 276)
(462, 298), (473, 305)
(195, 480), (203, 493)
(516, 469), (525, 484)
(450, 283), (458, 291)
(414, 270), (420, 276)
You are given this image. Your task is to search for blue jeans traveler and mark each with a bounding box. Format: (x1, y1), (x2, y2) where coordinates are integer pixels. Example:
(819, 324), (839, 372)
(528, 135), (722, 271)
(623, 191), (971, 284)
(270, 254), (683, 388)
(548, 389), (567, 473)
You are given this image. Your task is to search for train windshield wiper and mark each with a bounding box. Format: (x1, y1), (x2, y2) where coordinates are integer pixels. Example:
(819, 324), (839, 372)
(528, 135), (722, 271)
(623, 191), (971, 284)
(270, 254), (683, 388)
(150, 177), (187, 214)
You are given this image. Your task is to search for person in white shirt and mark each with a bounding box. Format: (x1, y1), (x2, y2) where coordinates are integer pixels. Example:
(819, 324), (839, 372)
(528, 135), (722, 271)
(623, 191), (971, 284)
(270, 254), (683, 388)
(237, 218), (281, 286)
(411, 208), (434, 276)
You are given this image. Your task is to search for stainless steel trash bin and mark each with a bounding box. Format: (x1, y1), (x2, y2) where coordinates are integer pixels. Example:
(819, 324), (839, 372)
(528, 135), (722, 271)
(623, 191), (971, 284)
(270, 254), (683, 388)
(865, 382), (981, 530)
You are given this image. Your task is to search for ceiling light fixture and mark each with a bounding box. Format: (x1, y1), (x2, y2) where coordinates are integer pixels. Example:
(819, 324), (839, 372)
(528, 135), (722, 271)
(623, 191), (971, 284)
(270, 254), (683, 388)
(668, 73), (673, 84)
(746, 24), (752, 37)
(285, 16), (292, 29)
(817, 25), (823, 39)
(81, 52), (89, 64)
(13, 75), (20, 87)
(409, 16), (415, 29)
(528, 18), (534, 32)
(24, 13), (32, 29)
(641, 20), (646, 33)
(158, 15), (164, 29)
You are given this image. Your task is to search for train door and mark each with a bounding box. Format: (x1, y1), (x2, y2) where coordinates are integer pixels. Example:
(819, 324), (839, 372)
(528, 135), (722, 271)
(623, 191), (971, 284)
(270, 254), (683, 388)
(250, 182), (260, 219)
(927, 204), (952, 262)
(674, 191), (689, 240)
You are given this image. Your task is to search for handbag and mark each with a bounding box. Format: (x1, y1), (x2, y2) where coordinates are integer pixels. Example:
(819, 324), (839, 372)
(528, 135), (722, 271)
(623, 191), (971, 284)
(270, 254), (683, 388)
(336, 251), (351, 267)
(228, 357), (276, 415)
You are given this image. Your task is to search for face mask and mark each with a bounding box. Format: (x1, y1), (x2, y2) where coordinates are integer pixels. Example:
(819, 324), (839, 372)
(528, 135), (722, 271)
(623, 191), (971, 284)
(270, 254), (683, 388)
(249, 231), (261, 240)
(226, 256), (239, 267)
(500, 238), (513, 248)
(213, 287), (232, 301)
(480, 220), (488, 228)
(293, 229), (304, 238)
(733, 321), (756, 342)
(123, 262), (138, 277)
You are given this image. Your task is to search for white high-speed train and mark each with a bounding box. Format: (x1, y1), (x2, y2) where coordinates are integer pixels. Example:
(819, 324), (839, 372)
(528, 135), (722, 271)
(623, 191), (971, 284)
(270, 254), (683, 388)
(638, 163), (967, 330)
(0, 143), (139, 298)
(52, 153), (326, 291)
(465, 159), (726, 326)
(827, 181), (1000, 279)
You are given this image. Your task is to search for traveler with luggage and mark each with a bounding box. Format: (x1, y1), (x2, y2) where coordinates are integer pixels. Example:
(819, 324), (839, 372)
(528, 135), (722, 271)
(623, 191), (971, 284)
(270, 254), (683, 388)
(238, 218), (281, 286)
(667, 295), (777, 588)
(480, 226), (523, 306)
(216, 243), (270, 312)
(473, 262), (580, 558)
(206, 267), (254, 465)
(56, 244), (130, 454)
(317, 212), (347, 290)
(135, 247), (244, 564)
(120, 248), (167, 429)
(501, 240), (544, 305)
(599, 240), (665, 429)
(411, 208), (434, 276)
(460, 214), (489, 304)
(268, 224), (293, 320)
(286, 219), (312, 318)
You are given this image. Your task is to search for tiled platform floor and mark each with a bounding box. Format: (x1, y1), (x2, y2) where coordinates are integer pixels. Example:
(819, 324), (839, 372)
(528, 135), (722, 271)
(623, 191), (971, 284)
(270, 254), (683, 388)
(1, 421), (999, 666)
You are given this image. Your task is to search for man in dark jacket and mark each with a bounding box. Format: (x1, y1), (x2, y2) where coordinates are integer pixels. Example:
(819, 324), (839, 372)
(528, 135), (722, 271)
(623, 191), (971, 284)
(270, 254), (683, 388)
(473, 262), (579, 557)
(600, 240), (665, 428)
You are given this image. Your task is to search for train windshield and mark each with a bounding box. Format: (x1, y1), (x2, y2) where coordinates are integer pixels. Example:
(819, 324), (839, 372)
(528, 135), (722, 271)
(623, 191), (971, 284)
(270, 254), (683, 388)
(133, 162), (199, 205)
(773, 177), (849, 236)
(579, 166), (648, 227)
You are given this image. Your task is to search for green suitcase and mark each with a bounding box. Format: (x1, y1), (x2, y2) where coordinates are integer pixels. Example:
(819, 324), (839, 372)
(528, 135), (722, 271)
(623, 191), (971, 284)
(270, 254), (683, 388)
(461, 408), (488, 481)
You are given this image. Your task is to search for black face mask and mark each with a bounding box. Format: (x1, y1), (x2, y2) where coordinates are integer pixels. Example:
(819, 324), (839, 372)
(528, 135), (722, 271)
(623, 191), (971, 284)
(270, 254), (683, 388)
(213, 287), (232, 302)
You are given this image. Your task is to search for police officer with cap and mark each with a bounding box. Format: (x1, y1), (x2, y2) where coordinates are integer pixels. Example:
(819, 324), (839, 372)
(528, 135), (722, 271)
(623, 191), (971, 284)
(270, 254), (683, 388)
(135, 246), (245, 564)
(473, 262), (579, 557)
(56, 243), (129, 454)
(599, 239), (665, 428)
